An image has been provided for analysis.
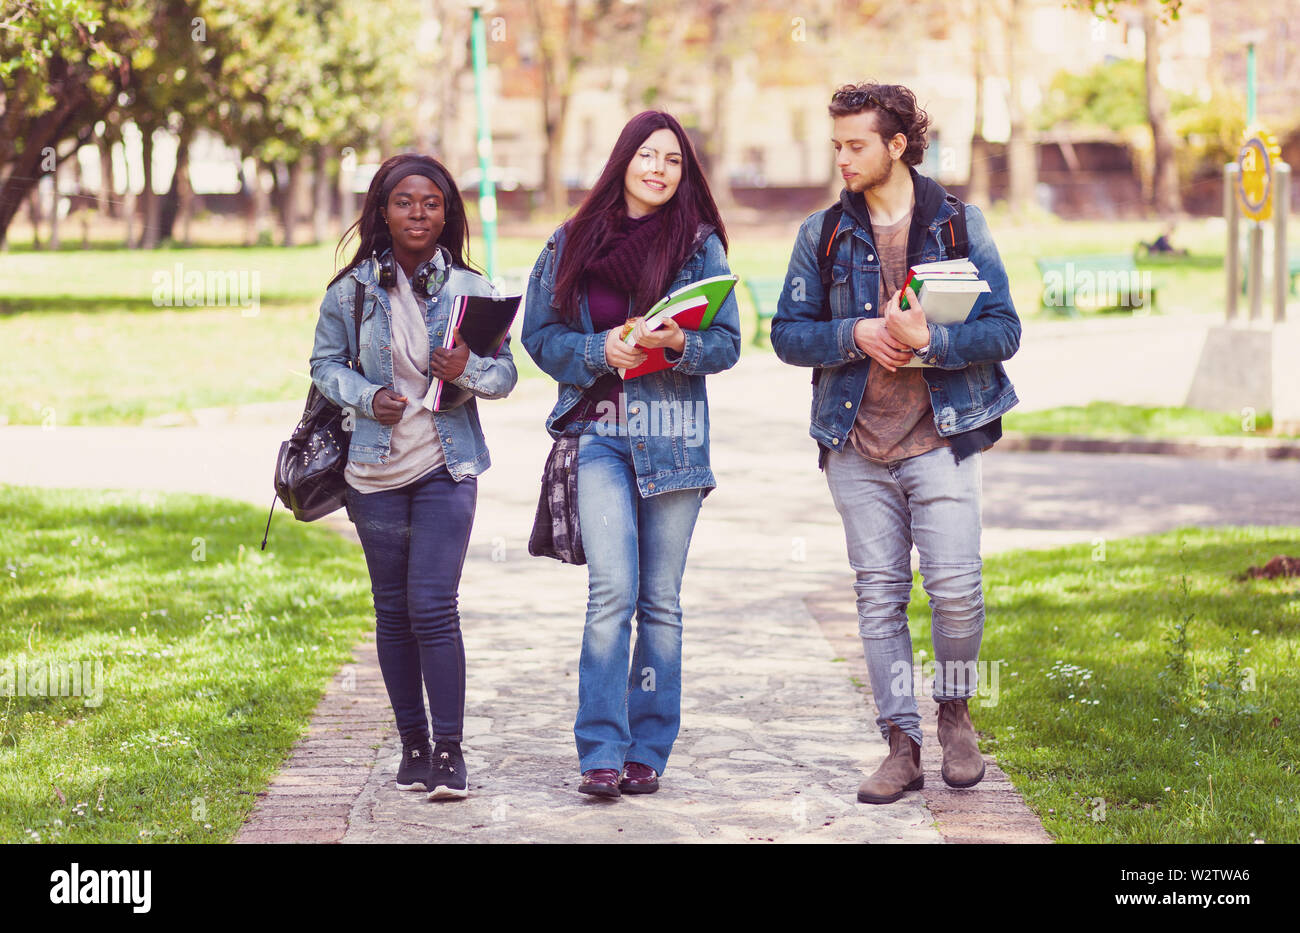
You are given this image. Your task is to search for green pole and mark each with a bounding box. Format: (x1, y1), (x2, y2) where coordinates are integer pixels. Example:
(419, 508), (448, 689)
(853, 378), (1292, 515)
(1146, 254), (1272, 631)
(471, 5), (497, 281)
(1247, 41), (1256, 125)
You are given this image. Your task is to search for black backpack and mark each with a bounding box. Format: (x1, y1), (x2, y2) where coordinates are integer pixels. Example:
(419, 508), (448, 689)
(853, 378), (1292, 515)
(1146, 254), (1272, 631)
(811, 194), (968, 385)
(261, 280), (364, 548)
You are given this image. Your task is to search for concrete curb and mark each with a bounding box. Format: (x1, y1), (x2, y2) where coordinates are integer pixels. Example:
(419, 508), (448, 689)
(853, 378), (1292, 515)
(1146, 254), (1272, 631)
(999, 431), (1300, 461)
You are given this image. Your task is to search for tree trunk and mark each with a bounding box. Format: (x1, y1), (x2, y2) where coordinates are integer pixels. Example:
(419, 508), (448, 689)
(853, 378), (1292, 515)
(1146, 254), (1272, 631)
(158, 125), (192, 243)
(28, 186), (42, 249)
(1143, 0), (1180, 218)
(536, 0), (578, 214)
(137, 124), (160, 248)
(259, 160), (276, 246)
(313, 145), (333, 244)
(1003, 0), (1037, 215)
(280, 158), (305, 246)
(49, 168), (61, 250)
(177, 133), (195, 245)
(542, 101), (570, 213)
(337, 150), (355, 238)
(74, 153), (90, 248)
(967, 0), (991, 205)
(96, 132), (116, 220)
(122, 139), (136, 248)
(705, 7), (736, 212)
(242, 159), (274, 246)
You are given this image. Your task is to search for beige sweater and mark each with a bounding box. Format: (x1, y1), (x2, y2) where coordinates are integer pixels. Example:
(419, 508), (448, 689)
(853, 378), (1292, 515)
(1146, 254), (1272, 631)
(345, 268), (446, 493)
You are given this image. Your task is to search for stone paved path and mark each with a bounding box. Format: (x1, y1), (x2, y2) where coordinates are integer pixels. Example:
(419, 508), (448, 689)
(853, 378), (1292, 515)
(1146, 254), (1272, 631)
(5, 351), (1298, 843)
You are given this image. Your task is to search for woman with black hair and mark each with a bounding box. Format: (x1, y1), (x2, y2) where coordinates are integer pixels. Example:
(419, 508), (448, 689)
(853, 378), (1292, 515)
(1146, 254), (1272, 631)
(522, 112), (741, 798)
(310, 153), (517, 800)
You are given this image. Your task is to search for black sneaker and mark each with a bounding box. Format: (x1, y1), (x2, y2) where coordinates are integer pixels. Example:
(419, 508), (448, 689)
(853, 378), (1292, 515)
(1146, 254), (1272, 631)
(395, 739), (432, 792)
(428, 741), (469, 800)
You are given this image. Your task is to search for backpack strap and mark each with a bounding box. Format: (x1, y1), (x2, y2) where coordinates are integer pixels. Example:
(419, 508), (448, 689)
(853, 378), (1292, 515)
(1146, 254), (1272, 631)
(351, 280), (365, 376)
(940, 194), (968, 260)
(815, 202), (845, 322)
(811, 202), (847, 386)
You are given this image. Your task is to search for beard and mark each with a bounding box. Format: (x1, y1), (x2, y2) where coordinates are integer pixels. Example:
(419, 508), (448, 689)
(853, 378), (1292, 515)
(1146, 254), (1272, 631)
(846, 150), (894, 193)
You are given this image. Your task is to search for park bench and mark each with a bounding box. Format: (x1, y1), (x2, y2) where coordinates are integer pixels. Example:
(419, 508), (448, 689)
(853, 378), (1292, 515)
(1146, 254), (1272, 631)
(744, 277), (784, 346)
(1034, 254), (1159, 317)
(1237, 253), (1300, 297)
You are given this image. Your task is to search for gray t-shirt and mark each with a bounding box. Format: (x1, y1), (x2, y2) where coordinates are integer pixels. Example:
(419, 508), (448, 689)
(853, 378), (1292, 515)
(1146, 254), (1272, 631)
(345, 267), (446, 493)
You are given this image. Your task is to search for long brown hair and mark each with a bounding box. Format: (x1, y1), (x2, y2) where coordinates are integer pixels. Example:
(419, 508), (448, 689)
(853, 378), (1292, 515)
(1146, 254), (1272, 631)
(553, 111), (727, 321)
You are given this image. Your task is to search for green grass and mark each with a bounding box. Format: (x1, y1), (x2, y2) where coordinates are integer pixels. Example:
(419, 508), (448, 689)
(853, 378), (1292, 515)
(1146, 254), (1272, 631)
(922, 526), (1300, 843)
(0, 484), (373, 843)
(0, 219), (1234, 425)
(1004, 402), (1295, 440)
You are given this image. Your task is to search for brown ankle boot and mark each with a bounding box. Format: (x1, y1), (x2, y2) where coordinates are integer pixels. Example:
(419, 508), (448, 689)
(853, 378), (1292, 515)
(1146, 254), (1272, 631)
(936, 697), (986, 788)
(857, 720), (923, 804)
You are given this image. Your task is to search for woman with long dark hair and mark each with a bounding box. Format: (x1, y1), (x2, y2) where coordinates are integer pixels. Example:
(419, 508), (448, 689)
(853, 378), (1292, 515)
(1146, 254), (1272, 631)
(522, 111), (741, 798)
(310, 153), (517, 800)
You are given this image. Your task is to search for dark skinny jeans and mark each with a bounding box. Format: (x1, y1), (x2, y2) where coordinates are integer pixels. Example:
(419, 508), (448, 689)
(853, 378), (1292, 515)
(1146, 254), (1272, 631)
(345, 465), (476, 745)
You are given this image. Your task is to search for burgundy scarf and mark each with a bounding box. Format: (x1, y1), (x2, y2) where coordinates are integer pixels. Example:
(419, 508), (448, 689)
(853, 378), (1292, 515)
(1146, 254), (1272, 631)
(585, 210), (666, 306)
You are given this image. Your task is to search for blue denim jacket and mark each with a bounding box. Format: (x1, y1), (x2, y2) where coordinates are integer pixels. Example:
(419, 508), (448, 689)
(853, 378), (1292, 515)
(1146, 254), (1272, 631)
(308, 252), (518, 481)
(521, 223), (742, 497)
(770, 171), (1020, 463)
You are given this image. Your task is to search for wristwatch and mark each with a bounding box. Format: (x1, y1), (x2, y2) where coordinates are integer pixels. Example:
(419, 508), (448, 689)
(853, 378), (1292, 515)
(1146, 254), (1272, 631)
(913, 343), (930, 358)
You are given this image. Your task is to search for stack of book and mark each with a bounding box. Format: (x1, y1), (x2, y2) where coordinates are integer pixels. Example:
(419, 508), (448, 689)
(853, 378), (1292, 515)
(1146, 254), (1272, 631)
(897, 258), (991, 368)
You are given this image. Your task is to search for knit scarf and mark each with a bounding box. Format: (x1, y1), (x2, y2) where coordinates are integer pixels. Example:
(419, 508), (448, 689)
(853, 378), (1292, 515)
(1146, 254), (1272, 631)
(585, 210), (666, 299)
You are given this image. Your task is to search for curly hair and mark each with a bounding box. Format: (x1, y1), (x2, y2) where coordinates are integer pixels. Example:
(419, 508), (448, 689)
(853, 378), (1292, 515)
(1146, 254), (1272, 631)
(828, 82), (930, 166)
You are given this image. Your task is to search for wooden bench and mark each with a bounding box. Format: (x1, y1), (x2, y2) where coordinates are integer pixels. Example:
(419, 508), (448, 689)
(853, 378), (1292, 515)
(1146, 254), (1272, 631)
(744, 277), (785, 346)
(1035, 254), (1159, 317)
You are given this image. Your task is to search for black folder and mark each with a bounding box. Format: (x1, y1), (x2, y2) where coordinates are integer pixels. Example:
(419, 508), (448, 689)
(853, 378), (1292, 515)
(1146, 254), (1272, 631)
(425, 294), (521, 411)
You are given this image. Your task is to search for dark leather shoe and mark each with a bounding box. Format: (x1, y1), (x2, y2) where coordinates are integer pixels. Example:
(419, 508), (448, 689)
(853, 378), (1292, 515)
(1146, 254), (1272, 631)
(619, 762), (659, 794)
(579, 768), (621, 797)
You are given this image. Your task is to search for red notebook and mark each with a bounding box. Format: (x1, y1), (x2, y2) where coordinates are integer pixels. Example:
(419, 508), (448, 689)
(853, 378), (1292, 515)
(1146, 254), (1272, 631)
(617, 275), (737, 379)
(620, 297), (709, 379)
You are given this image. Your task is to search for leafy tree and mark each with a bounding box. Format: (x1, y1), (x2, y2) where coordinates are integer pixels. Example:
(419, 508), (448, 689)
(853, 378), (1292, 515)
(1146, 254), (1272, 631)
(0, 0), (144, 246)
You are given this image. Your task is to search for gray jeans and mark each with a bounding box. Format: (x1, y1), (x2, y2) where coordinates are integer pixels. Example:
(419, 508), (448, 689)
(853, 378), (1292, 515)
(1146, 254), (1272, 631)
(825, 445), (985, 747)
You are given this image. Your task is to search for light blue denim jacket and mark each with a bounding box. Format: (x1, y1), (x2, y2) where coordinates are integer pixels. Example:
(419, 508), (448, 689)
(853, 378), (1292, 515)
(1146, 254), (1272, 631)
(308, 251), (517, 481)
(521, 223), (742, 497)
(771, 169), (1020, 462)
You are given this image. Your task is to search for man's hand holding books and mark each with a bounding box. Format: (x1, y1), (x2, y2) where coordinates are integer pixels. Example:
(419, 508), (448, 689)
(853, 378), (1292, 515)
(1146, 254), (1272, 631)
(853, 309), (916, 374)
(883, 287), (929, 351)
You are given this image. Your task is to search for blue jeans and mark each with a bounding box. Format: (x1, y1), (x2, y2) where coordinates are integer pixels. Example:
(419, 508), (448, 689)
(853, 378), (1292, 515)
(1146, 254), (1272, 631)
(574, 427), (704, 774)
(345, 466), (477, 745)
(824, 446), (985, 748)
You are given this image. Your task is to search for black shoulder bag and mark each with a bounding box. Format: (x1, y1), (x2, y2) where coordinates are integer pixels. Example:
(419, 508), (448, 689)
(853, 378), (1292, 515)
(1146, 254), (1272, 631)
(261, 280), (365, 548)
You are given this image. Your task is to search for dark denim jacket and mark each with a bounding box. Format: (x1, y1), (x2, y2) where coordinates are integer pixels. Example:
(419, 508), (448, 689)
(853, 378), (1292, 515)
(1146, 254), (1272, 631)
(521, 223), (742, 497)
(770, 170), (1020, 464)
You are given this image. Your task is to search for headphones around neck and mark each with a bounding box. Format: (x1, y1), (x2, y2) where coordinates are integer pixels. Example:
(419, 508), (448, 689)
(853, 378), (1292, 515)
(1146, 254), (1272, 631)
(372, 244), (451, 298)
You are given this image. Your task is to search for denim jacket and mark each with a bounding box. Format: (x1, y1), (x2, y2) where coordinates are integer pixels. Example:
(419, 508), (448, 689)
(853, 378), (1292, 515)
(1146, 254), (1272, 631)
(770, 166), (1020, 465)
(308, 251), (518, 481)
(521, 222), (742, 497)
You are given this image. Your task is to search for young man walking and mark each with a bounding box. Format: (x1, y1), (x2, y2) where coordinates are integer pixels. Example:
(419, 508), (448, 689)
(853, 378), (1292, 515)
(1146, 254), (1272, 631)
(770, 82), (1021, 804)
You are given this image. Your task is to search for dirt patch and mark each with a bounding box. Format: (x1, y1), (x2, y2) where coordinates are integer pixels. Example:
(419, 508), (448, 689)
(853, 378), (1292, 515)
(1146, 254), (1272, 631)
(1243, 555), (1300, 579)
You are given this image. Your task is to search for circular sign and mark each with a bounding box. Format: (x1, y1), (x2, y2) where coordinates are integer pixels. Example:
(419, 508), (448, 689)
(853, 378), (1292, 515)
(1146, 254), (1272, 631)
(1236, 128), (1280, 222)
